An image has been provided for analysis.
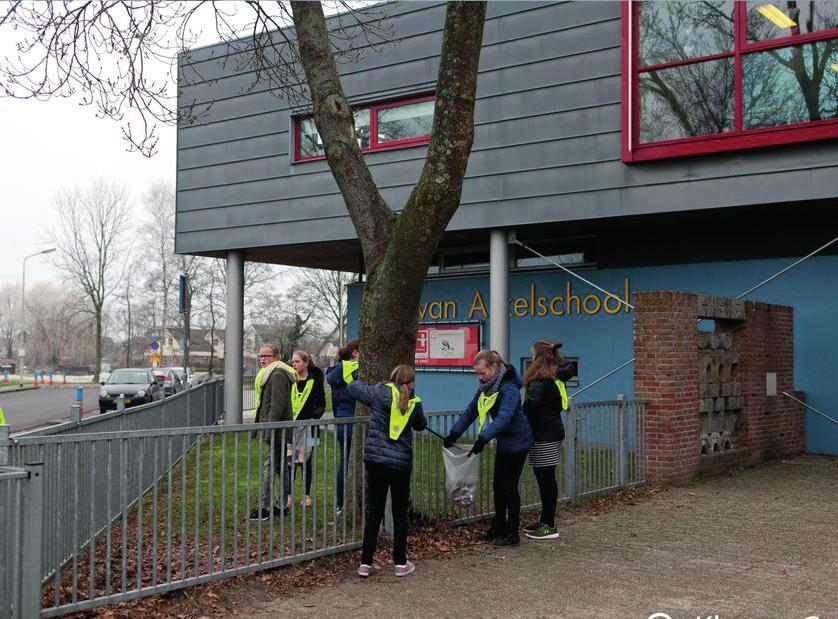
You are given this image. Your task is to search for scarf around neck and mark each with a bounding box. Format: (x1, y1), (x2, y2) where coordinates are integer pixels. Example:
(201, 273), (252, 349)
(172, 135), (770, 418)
(480, 362), (507, 396)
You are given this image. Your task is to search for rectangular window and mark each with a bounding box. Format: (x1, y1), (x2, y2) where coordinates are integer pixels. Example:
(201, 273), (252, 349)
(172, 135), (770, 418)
(623, 1), (838, 161)
(294, 94), (433, 162)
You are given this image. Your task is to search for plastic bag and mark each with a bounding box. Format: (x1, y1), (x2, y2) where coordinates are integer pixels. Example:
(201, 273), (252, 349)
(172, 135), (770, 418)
(443, 444), (480, 505)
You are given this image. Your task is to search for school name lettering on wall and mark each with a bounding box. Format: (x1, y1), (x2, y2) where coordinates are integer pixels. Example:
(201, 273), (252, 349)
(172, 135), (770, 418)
(417, 278), (632, 321)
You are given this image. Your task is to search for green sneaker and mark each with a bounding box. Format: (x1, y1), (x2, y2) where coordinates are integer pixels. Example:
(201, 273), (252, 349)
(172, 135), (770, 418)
(525, 523), (559, 540)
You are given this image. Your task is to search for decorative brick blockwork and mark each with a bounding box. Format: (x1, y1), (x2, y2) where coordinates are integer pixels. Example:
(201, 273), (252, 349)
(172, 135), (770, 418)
(634, 292), (805, 484)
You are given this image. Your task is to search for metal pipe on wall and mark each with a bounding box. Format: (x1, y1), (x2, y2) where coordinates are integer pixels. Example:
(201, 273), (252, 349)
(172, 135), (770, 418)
(225, 251), (244, 424)
(489, 230), (509, 359)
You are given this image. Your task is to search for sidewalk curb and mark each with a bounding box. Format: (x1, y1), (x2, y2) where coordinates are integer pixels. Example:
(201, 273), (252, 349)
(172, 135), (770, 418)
(0, 385), (40, 394)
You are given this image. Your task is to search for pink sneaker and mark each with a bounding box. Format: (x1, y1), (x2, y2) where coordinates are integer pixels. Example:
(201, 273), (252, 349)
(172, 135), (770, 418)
(357, 564), (372, 578)
(394, 561), (415, 577)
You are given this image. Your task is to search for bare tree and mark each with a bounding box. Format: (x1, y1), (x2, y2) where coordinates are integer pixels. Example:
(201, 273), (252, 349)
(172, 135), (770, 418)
(50, 179), (132, 382)
(0, 283), (19, 360)
(142, 180), (177, 332)
(293, 269), (355, 341)
(3, 2), (489, 509)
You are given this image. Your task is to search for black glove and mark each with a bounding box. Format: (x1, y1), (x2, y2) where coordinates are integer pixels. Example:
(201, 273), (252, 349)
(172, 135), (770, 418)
(468, 436), (488, 457)
(443, 433), (457, 449)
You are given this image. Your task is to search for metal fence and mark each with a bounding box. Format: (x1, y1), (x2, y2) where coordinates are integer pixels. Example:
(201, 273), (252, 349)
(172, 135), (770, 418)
(0, 397), (645, 617)
(1, 381), (225, 617)
(412, 398), (646, 524)
(11, 380), (224, 439)
(0, 464), (42, 619)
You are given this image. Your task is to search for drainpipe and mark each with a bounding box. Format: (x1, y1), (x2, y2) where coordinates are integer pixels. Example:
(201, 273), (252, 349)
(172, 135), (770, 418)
(225, 251), (244, 424)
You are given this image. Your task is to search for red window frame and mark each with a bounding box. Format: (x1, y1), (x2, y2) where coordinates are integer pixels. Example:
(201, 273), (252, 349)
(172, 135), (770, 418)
(622, 1), (838, 162)
(293, 93), (435, 162)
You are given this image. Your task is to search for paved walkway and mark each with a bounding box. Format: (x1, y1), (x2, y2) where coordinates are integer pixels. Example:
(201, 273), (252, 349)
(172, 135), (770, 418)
(249, 455), (838, 619)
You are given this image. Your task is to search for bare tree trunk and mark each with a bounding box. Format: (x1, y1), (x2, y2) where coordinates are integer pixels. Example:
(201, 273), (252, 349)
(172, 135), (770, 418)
(94, 306), (103, 383)
(126, 283), (132, 367)
(291, 0), (486, 510)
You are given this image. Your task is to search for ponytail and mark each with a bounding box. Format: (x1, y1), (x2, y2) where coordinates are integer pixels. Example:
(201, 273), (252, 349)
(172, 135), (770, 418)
(338, 338), (360, 361)
(388, 364), (416, 413)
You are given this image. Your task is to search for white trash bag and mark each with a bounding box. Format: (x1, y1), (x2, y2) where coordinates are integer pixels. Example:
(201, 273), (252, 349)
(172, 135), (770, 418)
(442, 444), (480, 506)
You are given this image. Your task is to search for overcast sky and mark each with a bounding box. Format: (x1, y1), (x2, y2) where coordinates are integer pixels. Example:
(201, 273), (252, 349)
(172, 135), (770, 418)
(0, 95), (176, 288)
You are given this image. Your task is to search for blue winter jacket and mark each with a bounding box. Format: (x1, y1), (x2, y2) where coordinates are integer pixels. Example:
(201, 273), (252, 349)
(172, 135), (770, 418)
(347, 381), (427, 473)
(450, 366), (533, 454)
(326, 361), (359, 418)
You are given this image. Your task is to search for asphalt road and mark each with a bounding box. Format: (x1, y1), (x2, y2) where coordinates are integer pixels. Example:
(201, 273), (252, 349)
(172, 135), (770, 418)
(0, 385), (100, 432)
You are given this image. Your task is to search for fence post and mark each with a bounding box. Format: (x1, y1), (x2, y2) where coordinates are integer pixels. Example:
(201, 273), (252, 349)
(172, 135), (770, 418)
(617, 394), (628, 487)
(565, 401), (577, 504)
(71, 404), (82, 425)
(20, 462), (44, 619)
(0, 425), (9, 466)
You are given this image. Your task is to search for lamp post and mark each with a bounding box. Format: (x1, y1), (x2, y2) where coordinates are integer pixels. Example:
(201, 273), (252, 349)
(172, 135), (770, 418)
(20, 248), (56, 387)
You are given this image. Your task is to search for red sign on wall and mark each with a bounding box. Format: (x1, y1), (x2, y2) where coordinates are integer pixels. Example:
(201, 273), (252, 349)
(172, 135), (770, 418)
(415, 324), (480, 367)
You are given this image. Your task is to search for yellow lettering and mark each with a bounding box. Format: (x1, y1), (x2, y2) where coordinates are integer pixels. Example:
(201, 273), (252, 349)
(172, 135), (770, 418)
(624, 277), (632, 313)
(535, 296), (548, 317)
(444, 300), (457, 320)
(566, 281), (581, 314)
(550, 296), (564, 316)
(583, 294), (601, 315)
(513, 297), (529, 317)
(604, 293), (622, 314)
(529, 283), (536, 316)
(418, 302), (429, 320)
(468, 290), (488, 319)
(429, 302), (442, 320)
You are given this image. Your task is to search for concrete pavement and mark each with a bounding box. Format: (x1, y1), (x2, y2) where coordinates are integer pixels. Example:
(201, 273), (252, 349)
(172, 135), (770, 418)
(249, 455), (838, 619)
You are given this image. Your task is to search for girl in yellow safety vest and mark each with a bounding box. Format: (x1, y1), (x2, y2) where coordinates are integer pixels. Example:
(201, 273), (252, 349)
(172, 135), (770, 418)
(287, 350), (326, 509)
(521, 339), (574, 541)
(444, 350), (534, 547)
(325, 338), (360, 515)
(348, 364), (427, 578)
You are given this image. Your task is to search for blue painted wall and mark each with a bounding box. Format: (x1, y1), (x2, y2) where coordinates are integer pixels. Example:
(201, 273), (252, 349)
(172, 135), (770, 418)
(347, 255), (838, 455)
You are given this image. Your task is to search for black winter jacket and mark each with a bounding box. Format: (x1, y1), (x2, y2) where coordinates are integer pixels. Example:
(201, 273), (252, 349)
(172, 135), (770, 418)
(326, 361), (358, 418)
(348, 380), (426, 473)
(522, 359), (574, 443)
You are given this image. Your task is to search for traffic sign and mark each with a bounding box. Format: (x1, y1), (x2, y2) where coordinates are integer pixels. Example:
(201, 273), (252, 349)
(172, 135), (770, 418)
(150, 341), (159, 352)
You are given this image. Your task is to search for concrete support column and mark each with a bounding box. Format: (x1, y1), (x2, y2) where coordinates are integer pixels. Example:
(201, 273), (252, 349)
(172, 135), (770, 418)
(225, 251), (244, 424)
(489, 229), (509, 359)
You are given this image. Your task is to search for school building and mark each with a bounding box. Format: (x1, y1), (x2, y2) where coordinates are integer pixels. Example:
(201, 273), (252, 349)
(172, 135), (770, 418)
(175, 1), (838, 458)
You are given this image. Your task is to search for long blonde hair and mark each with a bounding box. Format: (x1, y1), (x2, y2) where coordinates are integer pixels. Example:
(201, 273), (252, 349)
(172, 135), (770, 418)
(389, 364), (416, 413)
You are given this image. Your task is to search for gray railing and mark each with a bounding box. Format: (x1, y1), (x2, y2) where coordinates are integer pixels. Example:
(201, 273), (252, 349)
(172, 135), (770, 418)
(11, 380), (224, 439)
(0, 464), (43, 619)
(1, 397), (645, 617)
(2, 381), (225, 606)
(413, 398), (646, 524)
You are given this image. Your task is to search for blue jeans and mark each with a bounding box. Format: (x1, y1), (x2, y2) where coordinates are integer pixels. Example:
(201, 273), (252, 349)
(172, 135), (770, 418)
(335, 422), (354, 510)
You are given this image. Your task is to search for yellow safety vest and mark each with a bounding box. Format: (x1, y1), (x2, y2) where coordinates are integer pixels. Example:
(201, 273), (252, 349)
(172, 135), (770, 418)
(387, 383), (421, 440)
(342, 360), (358, 384)
(291, 379), (314, 421)
(554, 379), (569, 411)
(0, 405), (6, 425)
(254, 361), (298, 411)
(476, 391), (499, 434)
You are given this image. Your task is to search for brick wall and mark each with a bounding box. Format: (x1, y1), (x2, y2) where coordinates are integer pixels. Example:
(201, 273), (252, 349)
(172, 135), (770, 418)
(634, 292), (805, 484)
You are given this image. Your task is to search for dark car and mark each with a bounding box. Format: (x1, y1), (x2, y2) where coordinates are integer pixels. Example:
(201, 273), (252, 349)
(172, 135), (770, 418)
(99, 368), (161, 414)
(153, 368), (183, 397)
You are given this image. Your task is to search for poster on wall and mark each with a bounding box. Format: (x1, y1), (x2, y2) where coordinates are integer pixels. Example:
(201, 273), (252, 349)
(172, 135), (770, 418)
(415, 323), (481, 367)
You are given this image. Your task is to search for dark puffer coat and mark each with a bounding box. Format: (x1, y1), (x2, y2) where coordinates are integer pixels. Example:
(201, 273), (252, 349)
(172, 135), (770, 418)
(347, 380), (426, 473)
(523, 359), (575, 443)
(326, 361), (359, 418)
(449, 365), (533, 454)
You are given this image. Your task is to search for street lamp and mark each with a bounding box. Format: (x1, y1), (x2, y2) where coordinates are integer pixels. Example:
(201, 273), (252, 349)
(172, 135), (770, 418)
(20, 247), (56, 387)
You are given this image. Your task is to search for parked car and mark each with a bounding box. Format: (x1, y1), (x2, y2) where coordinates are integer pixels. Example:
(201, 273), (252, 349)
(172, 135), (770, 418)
(153, 368), (183, 397)
(99, 368), (161, 414)
(163, 366), (194, 390)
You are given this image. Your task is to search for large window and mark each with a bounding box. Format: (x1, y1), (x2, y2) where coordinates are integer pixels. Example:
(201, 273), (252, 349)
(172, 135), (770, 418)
(294, 94), (434, 161)
(623, 1), (838, 161)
